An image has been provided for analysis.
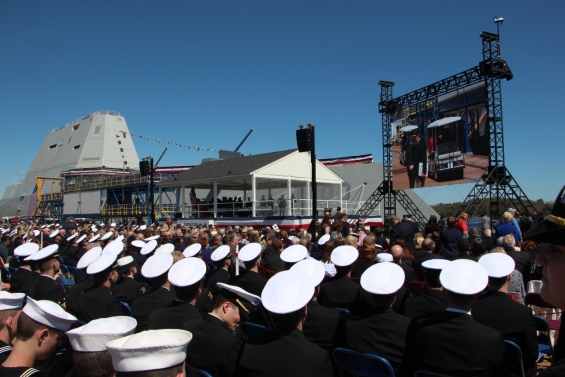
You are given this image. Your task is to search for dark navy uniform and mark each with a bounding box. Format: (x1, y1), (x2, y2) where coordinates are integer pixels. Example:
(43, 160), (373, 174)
(318, 274), (371, 315)
(77, 284), (129, 322)
(403, 289), (448, 321)
(235, 327), (334, 377)
(8, 268), (32, 293)
(19, 271), (40, 295)
(0, 339), (12, 363)
(229, 270), (267, 297)
(345, 306), (415, 375)
(112, 277), (146, 304)
(411, 252), (443, 271)
(67, 275), (93, 317)
(207, 268), (231, 297)
(148, 300), (202, 330)
(28, 274), (67, 310)
(0, 366), (43, 377)
(131, 286), (175, 332)
(472, 291), (538, 377)
(403, 311), (505, 377)
(303, 300), (344, 351)
(182, 314), (242, 377)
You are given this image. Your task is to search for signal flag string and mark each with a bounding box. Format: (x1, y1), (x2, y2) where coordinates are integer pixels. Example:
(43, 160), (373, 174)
(122, 132), (219, 152)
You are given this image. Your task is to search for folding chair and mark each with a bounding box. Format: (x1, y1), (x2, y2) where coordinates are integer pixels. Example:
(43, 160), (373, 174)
(533, 315), (554, 362)
(332, 347), (395, 377)
(242, 321), (273, 339)
(334, 308), (353, 321)
(503, 339), (525, 377)
(525, 293), (561, 330)
(59, 265), (75, 287)
(1, 266), (11, 283)
(120, 301), (132, 313)
(186, 363), (213, 377)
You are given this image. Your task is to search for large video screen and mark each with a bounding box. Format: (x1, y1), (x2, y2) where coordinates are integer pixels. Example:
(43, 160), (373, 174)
(390, 82), (489, 190)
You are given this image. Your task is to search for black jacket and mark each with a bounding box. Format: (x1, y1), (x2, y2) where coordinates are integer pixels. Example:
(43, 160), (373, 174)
(318, 274), (371, 315)
(506, 250), (533, 276)
(390, 221), (416, 252)
(261, 246), (285, 271)
(303, 300), (344, 351)
(395, 261), (417, 287)
(402, 289), (448, 321)
(235, 327), (334, 377)
(345, 306), (415, 375)
(77, 284), (129, 322)
(149, 300), (202, 330)
(8, 267), (32, 293)
(472, 291), (538, 377)
(131, 286), (175, 332)
(28, 274), (67, 310)
(402, 311), (505, 377)
(19, 271), (40, 295)
(439, 227), (463, 260)
(67, 275), (94, 317)
(182, 314), (243, 377)
(229, 270), (267, 297)
(112, 277), (147, 303)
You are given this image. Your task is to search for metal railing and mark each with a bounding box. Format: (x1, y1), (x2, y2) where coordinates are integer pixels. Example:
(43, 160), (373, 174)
(40, 193), (63, 201)
(64, 174), (167, 193)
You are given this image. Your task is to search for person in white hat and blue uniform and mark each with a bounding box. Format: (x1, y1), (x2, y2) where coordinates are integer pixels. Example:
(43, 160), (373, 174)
(229, 243), (267, 297)
(0, 292), (25, 362)
(402, 259), (450, 320)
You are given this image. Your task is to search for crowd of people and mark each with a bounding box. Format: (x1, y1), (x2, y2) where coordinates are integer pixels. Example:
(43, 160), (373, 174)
(0, 187), (564, 376)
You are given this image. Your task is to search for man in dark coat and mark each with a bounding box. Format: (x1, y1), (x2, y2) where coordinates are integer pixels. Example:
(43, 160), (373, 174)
(261, 237), (285, 271)
(345, 263), (415, 376)
(502, 234), (533, 277)
(439, 216), (463, 260)
(8, 243), (38, 294)
(26, 245), (67, 310)
(76, 253), (129, 322)
(403, 259), (449, 321)
(406, 133), (427, 188)
(389, 215), (416, 253)
(230, 244), (267, 297)
(112, 256), (146, 304)
(411, 238), (444, 272)
(149, 258), (204, 330)
(473, 253), (538, 377)
(391, 245), (417, 287)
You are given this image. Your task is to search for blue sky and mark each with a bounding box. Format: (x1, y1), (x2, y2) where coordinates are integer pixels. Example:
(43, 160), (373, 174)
(1, 1), (563, 205)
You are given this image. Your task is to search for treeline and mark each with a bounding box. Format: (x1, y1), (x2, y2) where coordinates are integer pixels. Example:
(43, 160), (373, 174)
(431, 199), (554, 219)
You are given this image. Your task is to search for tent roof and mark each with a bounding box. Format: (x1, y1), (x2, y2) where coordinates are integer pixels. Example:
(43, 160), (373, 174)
(159, 149), (296, 186)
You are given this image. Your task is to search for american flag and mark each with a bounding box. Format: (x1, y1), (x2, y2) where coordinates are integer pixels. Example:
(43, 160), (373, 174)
(190, 186), (197, 205)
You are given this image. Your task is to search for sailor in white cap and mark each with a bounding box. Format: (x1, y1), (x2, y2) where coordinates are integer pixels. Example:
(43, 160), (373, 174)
(76, 253), (129, 322)
(291, 259), (343, 351)
(66, 246), (102, 316)
(318, 245), (370, 315)
(0, 292), (25, 360)
(148, 257), (205, 330)
(25, 244), (68, 310)
(112, 256), (147, 304)
(205, 245), (232, 309)
(345, 262), (414, 375)
(472, 253), (538, 376)
(402, 259), (450, 321)
(229, 243), (267, 297)
(236, 270), (334, 377)
(67, 316), (137, 377)
(280, 244), (308, 270)
(106, 329), (191, 377)
(130, 253), (175, 332)
(0, 298), (76, 377)
(8, 243), (39, 293)
(404, 259), (505, 377)
(182, 282), (258, 377)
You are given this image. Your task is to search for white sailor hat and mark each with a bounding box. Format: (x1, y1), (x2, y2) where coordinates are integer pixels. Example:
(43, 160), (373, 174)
(91, 227), (98, 233)
(10, 230), (17, 237)
(89, 234), (101, 243)
(110, 223), (117, 227)
(168, 257), (206, 287)
(145, 235), (160, 241)
(77, 234), (87, 243)
(421, 259), (451, 270)
(23, 297), (76, 331)
(87, 253), (118, 275)
(280, 245), (308, 263)
(117, 256), (137, 274)
(211, 245), (231, 262)
(330, 245), (358, 267)
(138, 225), (147, 231)
(41, 225), (47, 229)
(106, 329), (192, 372)
(99, 223), (105, 227)
(25, 244), (59, 262)
(290, 259), (325, 286)
(0, 292), (25, 311)
(217, 282), (261, 307)
(49, 229), (59, 238)
(102, 240), (124, 256)
(131, 240), (146, 248)
(318, 234), (330, 246)
(67, 316), (137, 353)
(101, 232), (114, 241)
(376, 253), (393, 263)
(115, 235), (125, 243)
(478, 253), (515, 278)
(155, 243), (175, 254)
(238, 243), (261, 262)
(361, 263), (405, 295)
(261, 270), (314, 314)
(182, 243), (202, 258)
(14, 242), (39, 257)
(140, 240), (158, 255)
(22, 233), (28, 240)
(142, 253), (174, 278)
(440, 259), (488, 295)
(67, 233), (78, 242)
(2, 229), (10, 235)
(34, 230), (40, 237)
(77, 247), (103, 269)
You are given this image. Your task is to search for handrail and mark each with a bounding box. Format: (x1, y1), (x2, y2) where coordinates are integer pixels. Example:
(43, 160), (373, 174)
(64, 174), (168, 193)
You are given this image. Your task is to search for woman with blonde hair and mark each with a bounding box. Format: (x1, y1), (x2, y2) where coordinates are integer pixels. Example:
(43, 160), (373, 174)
(455, 212), (469, 237)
